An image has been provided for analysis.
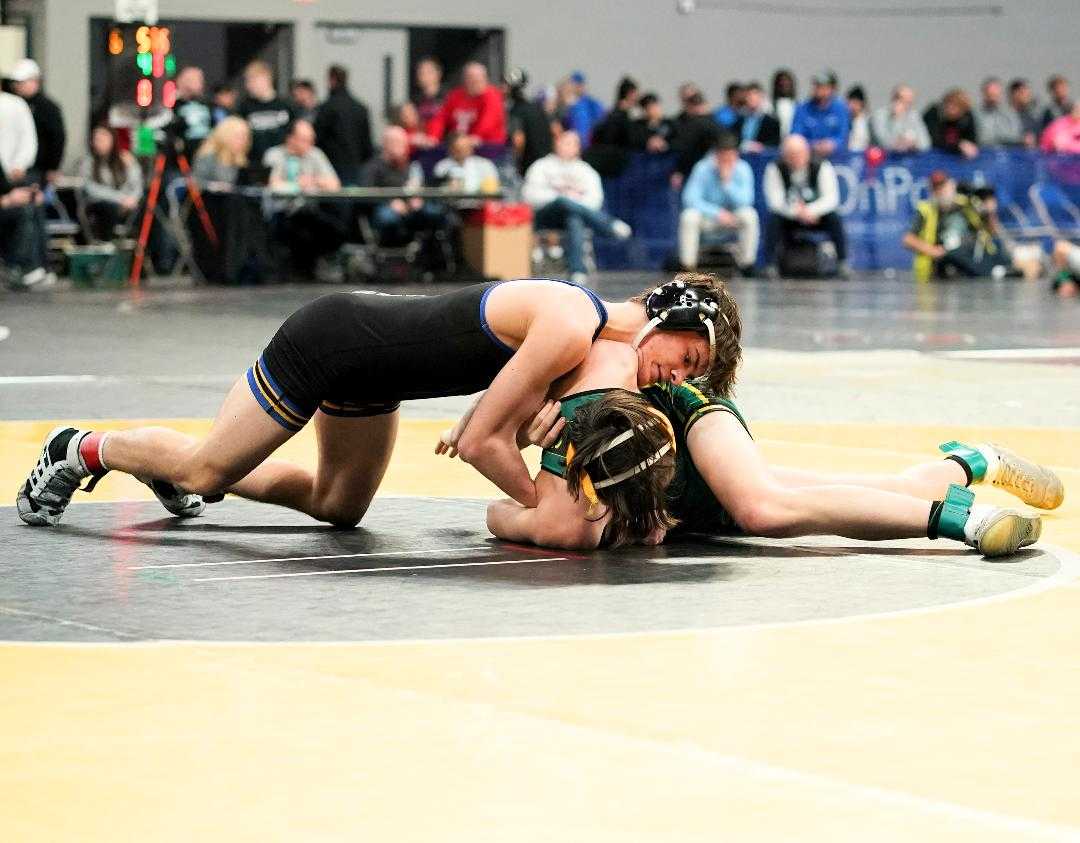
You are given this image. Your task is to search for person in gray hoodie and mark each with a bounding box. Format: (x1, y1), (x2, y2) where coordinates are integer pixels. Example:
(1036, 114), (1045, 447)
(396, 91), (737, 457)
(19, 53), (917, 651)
(975, 77), (1022, 146)
(870, 84), (930, 152)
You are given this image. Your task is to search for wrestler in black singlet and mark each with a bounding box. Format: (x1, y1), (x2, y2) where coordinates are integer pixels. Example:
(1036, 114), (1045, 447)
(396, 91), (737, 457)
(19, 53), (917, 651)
(247, 281), (608, 432)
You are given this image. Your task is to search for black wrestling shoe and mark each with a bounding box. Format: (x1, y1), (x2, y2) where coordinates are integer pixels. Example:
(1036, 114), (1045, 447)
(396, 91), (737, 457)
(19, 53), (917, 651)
(141, 478), (206, 518)
(17, 427), (102, 526)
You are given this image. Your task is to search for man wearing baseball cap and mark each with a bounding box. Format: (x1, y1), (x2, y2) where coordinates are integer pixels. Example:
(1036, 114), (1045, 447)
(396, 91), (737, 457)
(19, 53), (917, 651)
(564, 71), (606, 147)
(8, 59), (65, 186)
(790, 69), (849, 158)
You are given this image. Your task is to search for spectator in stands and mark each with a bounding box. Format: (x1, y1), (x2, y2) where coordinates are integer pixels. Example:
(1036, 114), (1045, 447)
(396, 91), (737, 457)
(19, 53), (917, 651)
(433, 133), (499, 192)
(237, 60), (294, 164)
(211, 83), (236, 126)
(427, 61), (506, 145)
(8, 59), (64, 186)
(924, 89), (979, 158)
(791, 70), (849, 157)
(504, 67), (552, 177)
(678, 132), (759, 276)
(264, 119), (344, 276)
(78, 125), (143, 242)
(770, 69), (798, 137)
(675, 82), (703, 125)
(289, 79), (318, 123)
(0, 163), (48, 288)
(871, 84), (931, 152)
(1050, 239), (1079, 298)
(563, 70), (606, 146)
(393, 102), (436, 154)
(522, 130), (631, 283)
(632, 92), (675, 153)
(363, 125), (440, 245)
(713, 83), (745, 129)
(192, 116), (251, 189)
(732, 82), (780, 152)
(313, 64), (373, 186)
(413, 56), (445, 128)
(169, 66), (213, 160)
(584, 76), (640, 177)
(846, 86), (870, 151)
(671, 90), (720, 188)
(975, 77), (1022, 146)
(1040, 101), (1080, 154)
(1008, 79), (1040, 148)
(1041, 75), (1071, 130)
(763, 133), (847, 278)
(0, 87), (37, 185)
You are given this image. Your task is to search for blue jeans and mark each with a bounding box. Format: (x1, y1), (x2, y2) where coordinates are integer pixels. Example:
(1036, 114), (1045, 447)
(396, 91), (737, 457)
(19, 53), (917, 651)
(533, 196), (617, 274)
(0, 204), (44, 275)
(371, 201), (446, 245)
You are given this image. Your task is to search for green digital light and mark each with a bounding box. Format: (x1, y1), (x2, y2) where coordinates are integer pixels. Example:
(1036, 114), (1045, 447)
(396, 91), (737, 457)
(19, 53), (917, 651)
(136, 52), (153, 76)
(165, 54), (176, 77)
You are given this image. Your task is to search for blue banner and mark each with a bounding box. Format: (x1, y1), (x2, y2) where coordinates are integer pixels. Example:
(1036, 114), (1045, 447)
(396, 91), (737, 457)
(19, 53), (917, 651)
(599, 150), (1080, 271)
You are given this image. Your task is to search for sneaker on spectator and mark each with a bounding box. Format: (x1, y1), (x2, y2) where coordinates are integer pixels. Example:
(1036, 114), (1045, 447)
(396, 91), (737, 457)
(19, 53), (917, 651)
(547, 243), (565, 262)
(18, 268), (56, 290)
(836, 261), (852, 280)
(611, 219), (632, 240)
(762, 265), (780, 280)
(570, 271), (589, 285)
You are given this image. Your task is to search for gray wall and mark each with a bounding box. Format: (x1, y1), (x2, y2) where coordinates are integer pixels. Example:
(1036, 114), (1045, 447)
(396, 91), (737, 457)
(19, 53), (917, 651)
(41, 0), (1080, 167)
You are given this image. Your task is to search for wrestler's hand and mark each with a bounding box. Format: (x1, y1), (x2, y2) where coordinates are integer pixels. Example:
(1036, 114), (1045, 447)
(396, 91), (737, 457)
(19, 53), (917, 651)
(525, 400), (565, 448)
(640, 525), (667, 546)
(435, 396), (483, 458)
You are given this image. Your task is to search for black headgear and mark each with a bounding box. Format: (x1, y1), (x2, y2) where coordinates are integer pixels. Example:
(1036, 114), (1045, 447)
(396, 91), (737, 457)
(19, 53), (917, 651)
(633, 280), (723, 371)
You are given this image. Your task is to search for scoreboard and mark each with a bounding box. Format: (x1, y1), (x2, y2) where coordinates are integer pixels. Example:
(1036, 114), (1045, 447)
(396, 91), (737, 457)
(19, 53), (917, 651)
(105, 22), (177, 113)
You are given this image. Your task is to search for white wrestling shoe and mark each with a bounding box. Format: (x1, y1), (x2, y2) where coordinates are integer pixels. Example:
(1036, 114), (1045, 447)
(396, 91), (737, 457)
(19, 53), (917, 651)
(141, 478), (206, 518)
(964, 505), (1042, 558)
(981, 444), (1064, 510)
(17, 426), (102, 526)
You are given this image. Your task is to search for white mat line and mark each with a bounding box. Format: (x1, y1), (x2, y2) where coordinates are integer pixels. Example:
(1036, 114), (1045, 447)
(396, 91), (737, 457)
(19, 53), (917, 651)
(0, 606), (139, 639)
(940, 347), (1080, 360)
(193, 557), (568, 583)
(0, 374), (234, 386)
(132, 545), (494, 570)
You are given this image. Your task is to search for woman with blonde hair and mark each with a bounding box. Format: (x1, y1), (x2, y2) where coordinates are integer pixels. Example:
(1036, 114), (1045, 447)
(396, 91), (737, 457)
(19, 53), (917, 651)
(192, 116), (251, 189)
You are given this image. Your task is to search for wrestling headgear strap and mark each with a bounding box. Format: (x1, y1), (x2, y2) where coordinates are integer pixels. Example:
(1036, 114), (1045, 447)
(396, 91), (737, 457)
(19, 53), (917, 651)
(631, 280), (724, 372)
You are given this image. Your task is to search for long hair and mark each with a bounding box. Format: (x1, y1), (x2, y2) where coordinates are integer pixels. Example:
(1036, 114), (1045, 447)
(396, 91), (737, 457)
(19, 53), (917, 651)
(89, 126), (126, 188)
(196, 116), (250, 168)
(563, 390), (677, 548)
(633, 271), (743, 399)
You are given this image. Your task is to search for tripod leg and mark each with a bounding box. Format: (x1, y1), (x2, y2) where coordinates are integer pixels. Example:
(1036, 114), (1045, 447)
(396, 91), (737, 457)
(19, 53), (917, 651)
(129, 154), (166, 287)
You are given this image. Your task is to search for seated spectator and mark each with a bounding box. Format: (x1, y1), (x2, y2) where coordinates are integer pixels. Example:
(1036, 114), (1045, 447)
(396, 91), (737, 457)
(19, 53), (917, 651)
(211, 83), (236, 126)
(264, 119), (344, 276)
(678, 132), (759, 276)
(522, 130), (631, 283)
(289, 79), (318, 123)
(1050, 239), (1079, 298)
(78, 125), (143, 241)
(363, 125), (442, 245)
(870, 84), (931, 152)
(713, 83), (745, 129)
(236, 60), (294, 164)
(504, 67), (552, 177)
(393, 102), (436, 154)
(1041, 75), (1071, 130)
(763, 133), (847, 278)
(1040, 101), (1080, 153)
(314, 65), (374, 186)
(9, 59), (65, 186)
(732, 82), (780, 152)
(432, 133), (500, 192)
(924, 89), (979, 158)
(168, 66), (213, 160)
(632, 92), (675, 153)
(0, 163), (48, 288)
(770, 69), (798, 137)
(975, 77), (1022, 147)
(0, 88), (37, 185)
(192, 116), (251, 189)
(846, 86), (870, 152)
(427, 61), (506, 145)
(1008, 78), (1040, 148)
(790, 70), (849, 158)
(563, 71), (606, 146)
(903, 171), (1030, 281)
(413, 56), (445, 128)
(671, 91), (720, 188)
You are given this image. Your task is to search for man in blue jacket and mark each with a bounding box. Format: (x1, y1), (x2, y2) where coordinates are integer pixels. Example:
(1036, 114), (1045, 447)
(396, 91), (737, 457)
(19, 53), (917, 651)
(678, 132), (760, 275)
(563, 71), (606, 147)
(791, 70), (849, 158)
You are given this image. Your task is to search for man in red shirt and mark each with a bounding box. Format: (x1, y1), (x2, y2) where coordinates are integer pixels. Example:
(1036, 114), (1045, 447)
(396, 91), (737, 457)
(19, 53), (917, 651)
(426, 62), (506, 145)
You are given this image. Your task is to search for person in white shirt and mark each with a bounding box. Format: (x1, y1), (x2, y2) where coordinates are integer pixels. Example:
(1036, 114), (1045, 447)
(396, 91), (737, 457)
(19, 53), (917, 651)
(846, 86), (870, 152)
(432, 133), (499, 193)
(763, 133), (848, 277)
(522, 130), (630, 282)
(0, 90), (38, 184)
(870, 84), (931, 152)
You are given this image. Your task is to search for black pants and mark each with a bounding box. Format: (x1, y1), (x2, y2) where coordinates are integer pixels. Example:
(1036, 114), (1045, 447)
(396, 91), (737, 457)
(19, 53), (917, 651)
(0, 203), (44, 274)
(272, 204), (348, 275)
(765, 211), (847, 264)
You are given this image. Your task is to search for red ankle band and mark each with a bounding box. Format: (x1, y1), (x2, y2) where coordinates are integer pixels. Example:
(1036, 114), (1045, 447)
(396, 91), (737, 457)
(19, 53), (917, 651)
(79, 431), (108, 475)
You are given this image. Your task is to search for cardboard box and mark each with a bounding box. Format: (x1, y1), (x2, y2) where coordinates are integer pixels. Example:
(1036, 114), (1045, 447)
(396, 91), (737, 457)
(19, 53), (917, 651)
(462, 202), (533, 280)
